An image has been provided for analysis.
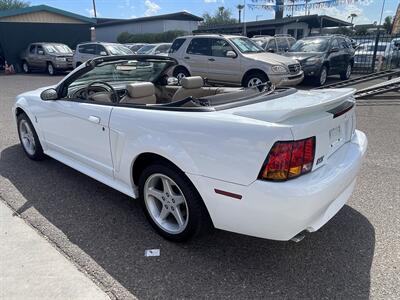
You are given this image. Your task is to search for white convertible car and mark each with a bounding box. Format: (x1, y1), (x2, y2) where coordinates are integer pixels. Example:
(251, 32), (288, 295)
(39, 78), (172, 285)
(13, 55), (367, 242)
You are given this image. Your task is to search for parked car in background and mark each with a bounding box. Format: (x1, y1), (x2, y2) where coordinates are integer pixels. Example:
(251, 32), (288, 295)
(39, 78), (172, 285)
(20, 43), (73, 75)
(251, 35), (296, 54)
(13, 55), (367, 242)
(284, 36), (354, 86)
(125, 43), (148, 54)
(169, 34), (303, 87)
(136, 43), (171, 56)
(354, 42), (400, 71)
(72, 42), (133, 68)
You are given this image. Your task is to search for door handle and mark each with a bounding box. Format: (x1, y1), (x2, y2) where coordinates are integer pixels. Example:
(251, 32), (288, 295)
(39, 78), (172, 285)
(208, 58), (215, 62)
(184, 56), (190, 59)
(88, 115), (101, 124)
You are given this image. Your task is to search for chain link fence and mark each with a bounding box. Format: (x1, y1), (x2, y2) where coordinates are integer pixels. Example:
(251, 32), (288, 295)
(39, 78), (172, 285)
(348, 33), (400, 74)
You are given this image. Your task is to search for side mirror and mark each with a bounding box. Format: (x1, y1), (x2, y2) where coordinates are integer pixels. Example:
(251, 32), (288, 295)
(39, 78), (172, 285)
(38, 50), (44, 55)
(167, 77), (179, 86)
(267, 48), (275, 53)
(226, 50), (237, 58)
(330, 47), (339, 53)
(99, 51), (107, 56)
(40, 88), (58, 101)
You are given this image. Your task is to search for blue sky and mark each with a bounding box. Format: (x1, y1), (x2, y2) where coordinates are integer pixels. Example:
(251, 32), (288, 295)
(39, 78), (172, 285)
(28, 0), (398, 25)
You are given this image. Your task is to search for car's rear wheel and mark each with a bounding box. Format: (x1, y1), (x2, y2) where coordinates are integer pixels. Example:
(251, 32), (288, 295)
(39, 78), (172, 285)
(340, 63), (352, 80)
(139, 163), (211, 242)
(173, 67), (190, 83)
(17, 113), (45, 160)
(243, 71), (268, 88)
(47, 62), (55, 75)
(313, 66), (327, 86)
(22, 61), (30, 73)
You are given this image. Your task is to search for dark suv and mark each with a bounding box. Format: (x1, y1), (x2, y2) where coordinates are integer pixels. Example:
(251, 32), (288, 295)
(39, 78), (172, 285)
(284, 36), (355, 86)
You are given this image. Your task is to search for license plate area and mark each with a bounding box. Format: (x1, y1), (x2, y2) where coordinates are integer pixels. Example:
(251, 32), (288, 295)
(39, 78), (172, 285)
(329, 125), (342, 146)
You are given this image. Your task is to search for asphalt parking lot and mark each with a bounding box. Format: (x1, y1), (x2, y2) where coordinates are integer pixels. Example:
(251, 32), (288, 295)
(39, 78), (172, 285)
(0, 74), (399, 299)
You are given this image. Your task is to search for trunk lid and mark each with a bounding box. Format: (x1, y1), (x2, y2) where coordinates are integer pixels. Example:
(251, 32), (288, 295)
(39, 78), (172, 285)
(224, 88), (356, 171)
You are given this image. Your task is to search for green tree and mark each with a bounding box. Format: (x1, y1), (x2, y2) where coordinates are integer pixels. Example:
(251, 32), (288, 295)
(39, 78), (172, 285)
(0, 0), (30, 10)
(383, 16), (393, 34)
(202, 6), (237, 26)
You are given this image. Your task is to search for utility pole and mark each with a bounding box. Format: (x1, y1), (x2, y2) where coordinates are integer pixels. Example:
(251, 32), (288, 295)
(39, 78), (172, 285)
(92, 0), (97, 18)
(243, 0), (247, 36)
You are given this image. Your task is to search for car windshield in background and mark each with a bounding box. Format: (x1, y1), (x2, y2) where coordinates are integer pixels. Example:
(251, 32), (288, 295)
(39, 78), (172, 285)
(289, 38), (329, 52)
(137, 45), (156, 54)
(44, 44), (72, 54)
(157, 44), (170, 54)
(105, 45), (132, 55)
(230, 37), (264, 53)
(129, 44), (146, 52)
(69, 59), (170, 87)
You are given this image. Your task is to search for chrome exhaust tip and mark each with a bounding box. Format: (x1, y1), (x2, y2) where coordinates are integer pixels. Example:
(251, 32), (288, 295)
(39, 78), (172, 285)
(290, 232), (306, 243)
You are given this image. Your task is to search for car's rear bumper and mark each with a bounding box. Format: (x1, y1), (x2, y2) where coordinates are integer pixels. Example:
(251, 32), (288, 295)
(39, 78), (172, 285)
(187, 130), (367, 241)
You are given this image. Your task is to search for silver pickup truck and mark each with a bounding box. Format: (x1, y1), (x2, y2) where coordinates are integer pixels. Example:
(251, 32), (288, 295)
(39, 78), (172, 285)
(20, 43), (74, 75)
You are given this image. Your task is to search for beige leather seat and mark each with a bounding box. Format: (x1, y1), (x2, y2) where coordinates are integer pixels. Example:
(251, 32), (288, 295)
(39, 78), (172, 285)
(119, 82), (157, 105)
(172, 76), (218, 101)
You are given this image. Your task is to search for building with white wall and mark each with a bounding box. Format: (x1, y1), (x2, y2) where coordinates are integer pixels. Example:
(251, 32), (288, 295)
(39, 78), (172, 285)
(95, 12), (203, 42)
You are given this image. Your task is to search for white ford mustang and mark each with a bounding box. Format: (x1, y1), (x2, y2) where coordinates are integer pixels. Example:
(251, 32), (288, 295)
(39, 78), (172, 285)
(13, 55), (367, 242)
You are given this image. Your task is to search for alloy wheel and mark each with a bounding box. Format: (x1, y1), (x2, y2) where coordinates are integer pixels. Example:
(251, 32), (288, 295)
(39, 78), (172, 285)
(48, 64), (54, 75)
(144, 173), (189, 234)
(247, 77), (263, 87)
(346, 64), (352, 79)
(320, 68), (327, 85)
(23, 62), (29, 73)
(19, 119), (36, 156)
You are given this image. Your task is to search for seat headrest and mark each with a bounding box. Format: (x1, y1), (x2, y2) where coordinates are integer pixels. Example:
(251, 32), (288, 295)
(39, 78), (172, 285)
(181, 76), (204, 89)
(126, 82), (155, 98)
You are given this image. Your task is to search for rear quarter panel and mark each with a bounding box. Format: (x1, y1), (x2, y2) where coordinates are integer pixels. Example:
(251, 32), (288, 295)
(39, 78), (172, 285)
(109, 107), (293, 187)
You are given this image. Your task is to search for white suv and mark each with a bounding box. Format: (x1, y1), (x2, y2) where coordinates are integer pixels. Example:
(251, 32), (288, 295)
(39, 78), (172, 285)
(72, 42), (133, 68)
(168, 34), (303, 87)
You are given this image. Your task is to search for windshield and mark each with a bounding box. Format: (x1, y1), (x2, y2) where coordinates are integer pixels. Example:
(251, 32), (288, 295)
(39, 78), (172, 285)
(251, 38), (266, 46)
(129, 44), (146, 52)
(289, 38), (329, 52)
(104, 45), (133, 55)
(69, 59), (171, 88)
(137, 45), (156, 54)
(44, 44), (72, 54)
(230, 37), (264, 53)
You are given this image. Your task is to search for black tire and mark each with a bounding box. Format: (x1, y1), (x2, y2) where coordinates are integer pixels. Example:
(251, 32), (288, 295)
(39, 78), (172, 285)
(313, 65), (328, 86)
(173, 67), (190, 83)
(17, 112), (45, 161)
(22, 61), (30, 73)
(47, 62), (56, 75)
(138, 162), (212, 242)
(340, 63), (352, 80)
(242, 71), (268, 88)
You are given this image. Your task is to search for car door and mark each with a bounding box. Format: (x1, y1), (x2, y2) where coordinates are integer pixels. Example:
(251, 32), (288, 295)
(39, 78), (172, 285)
(36, 45), (47, 69)
(38, 98), (114, 177)
(207, 38), (241, 83)
(337, 37), (350, 70)
(328, 38), (341, 74)
(184, 38), (211, 78)
(26, 44), (37, 67)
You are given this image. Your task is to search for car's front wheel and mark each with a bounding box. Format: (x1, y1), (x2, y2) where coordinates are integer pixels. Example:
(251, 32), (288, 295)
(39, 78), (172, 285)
(340, 63), (352, 80)
(139, 163), (211, 242)
(22, 61), (30, 73)
(17, 112), (45, 160)
(47, 62), (55, 75)
(243, 71), (268, 88)
(313, 65), (328, 86)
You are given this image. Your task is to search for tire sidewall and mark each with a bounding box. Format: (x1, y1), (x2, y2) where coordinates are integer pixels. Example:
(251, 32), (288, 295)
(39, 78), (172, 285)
(47, 62), (55, 75)
(244, 72), (268, 88)
(138, 163), (209, 242)
(316, 66), (327, 86)
(17, 113), (44, 160)
(22, 61), (29, 73)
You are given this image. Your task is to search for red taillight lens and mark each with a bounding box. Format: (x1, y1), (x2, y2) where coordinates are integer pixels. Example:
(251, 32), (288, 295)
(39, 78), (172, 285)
(259, 137), (315, 181)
